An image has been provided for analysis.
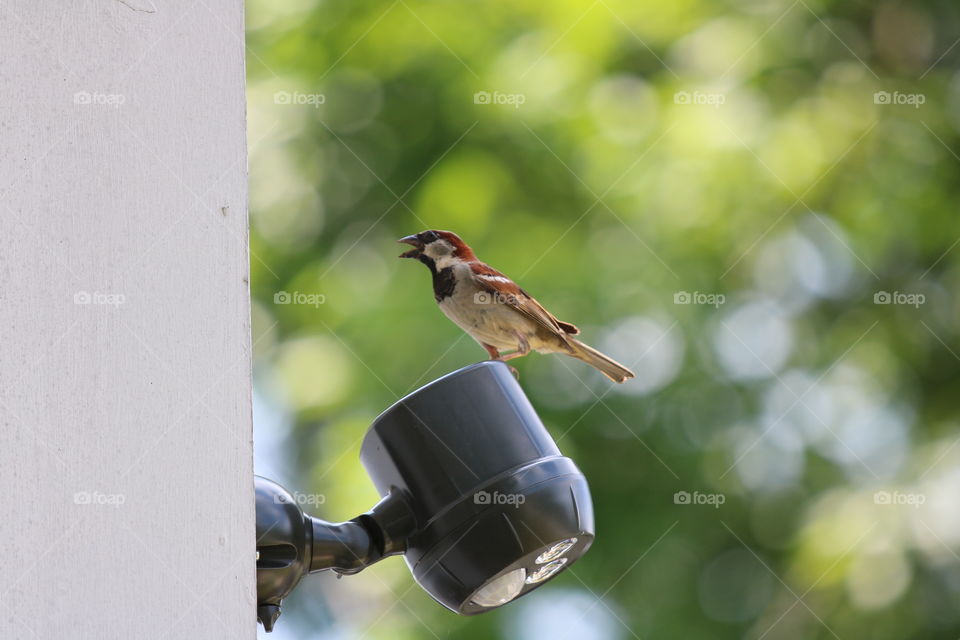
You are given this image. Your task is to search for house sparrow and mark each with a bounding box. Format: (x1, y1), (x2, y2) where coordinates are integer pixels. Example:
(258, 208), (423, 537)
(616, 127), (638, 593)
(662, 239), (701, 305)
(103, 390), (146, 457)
(398, 230), (635, 383)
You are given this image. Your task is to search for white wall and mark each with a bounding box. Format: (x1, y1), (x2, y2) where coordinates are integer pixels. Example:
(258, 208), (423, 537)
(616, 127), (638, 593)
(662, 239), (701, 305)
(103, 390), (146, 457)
(0, 1), (255, 637)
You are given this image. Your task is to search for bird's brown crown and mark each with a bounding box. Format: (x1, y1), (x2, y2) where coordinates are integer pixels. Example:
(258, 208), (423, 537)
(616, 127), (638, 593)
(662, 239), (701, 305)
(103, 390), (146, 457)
(423, 230), (476, 260)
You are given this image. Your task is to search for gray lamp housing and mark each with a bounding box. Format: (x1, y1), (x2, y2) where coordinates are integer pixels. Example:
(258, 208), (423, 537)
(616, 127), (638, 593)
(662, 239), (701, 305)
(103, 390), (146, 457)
(256, 361), (595, 630)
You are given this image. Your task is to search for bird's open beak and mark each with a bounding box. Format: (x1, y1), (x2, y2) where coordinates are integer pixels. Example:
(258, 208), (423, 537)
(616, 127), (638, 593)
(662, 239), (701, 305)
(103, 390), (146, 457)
(397, 235), (423, 258)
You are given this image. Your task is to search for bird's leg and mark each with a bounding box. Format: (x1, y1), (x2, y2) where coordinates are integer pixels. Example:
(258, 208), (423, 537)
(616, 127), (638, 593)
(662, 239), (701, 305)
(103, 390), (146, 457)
(498, 333), (530, 362)
(498, 335), (528, 380)
(481, 343), (501, 360)
(482, 341), (521, 379)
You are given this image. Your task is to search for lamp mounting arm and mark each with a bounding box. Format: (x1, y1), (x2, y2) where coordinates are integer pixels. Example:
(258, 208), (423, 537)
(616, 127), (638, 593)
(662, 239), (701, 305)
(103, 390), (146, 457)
(255, 476), (416, 631)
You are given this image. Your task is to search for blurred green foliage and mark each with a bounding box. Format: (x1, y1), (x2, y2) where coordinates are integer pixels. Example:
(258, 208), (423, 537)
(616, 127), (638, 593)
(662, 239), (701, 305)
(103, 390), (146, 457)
(247, 0), (960, 638)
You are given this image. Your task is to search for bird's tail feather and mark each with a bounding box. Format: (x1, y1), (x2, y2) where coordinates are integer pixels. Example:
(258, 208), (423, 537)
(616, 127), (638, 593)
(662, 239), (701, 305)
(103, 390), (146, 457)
(567, 339), (635, 383)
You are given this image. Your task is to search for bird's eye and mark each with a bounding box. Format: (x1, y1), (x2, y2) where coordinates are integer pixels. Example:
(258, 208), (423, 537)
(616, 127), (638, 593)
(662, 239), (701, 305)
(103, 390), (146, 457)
(422, 231), (439, 243)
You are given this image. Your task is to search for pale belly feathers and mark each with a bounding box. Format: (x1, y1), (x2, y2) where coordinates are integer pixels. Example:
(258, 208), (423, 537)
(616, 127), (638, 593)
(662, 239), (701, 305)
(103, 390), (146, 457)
(437, 264), (553, 353)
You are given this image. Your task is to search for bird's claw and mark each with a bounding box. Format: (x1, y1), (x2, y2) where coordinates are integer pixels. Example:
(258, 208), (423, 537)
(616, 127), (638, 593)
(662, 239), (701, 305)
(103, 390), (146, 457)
(487, 356), (520, 380)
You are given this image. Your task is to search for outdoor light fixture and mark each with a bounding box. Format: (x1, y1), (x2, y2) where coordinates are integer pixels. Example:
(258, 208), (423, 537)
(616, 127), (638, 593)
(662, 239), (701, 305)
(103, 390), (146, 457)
(255, 361), (595, 631)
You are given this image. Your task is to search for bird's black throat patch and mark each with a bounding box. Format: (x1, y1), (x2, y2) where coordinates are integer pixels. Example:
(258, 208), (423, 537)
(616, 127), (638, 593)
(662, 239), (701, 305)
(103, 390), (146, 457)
(416, 253), (438, 278)
(432, 266), (456, 302)
(415, 254), (456, 302)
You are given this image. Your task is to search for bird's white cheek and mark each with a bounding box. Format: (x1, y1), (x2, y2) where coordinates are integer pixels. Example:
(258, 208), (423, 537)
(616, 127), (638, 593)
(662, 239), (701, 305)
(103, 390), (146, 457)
(433, 254), (458, 270)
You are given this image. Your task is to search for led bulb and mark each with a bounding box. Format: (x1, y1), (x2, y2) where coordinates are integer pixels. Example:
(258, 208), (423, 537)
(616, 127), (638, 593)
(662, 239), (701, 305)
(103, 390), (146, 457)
(471, 568), (527, 607)
(536, 538), (578, 564)
(526, 558), (567, 584)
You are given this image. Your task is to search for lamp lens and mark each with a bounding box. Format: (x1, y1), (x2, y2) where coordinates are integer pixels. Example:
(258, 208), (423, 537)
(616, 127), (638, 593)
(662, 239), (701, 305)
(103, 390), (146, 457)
(535, 538), (578, 564)
(471, 568), (527, 607)
(526, 558), (567, 584)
